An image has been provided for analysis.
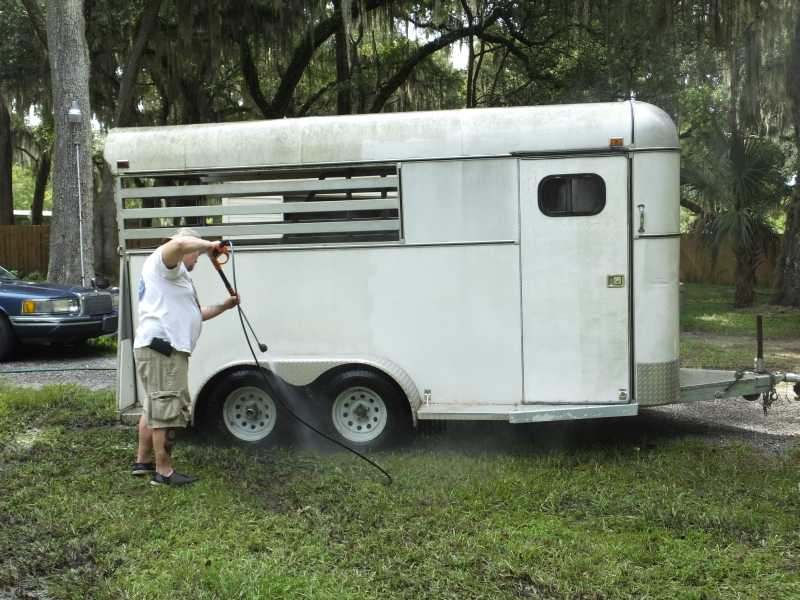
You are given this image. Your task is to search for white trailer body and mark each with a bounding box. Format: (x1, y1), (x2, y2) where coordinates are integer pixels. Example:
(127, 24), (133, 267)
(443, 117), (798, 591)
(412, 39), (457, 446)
(105, 101), (780, 446)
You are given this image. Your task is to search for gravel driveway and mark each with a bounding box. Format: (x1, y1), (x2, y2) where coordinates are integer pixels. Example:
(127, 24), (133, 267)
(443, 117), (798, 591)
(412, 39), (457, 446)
(0, 343), (116, 390)
(1, 348), (798, 453)
(641, 381), (800, 455)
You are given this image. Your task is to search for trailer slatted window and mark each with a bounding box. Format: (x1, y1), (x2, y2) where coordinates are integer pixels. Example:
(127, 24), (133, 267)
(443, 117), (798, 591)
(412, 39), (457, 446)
(538, 174), (605, 217)
(117, 164), (401, 249)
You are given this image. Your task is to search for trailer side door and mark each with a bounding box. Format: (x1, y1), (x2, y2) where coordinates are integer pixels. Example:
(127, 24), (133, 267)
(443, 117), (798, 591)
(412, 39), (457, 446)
(519, 156), (630, 404)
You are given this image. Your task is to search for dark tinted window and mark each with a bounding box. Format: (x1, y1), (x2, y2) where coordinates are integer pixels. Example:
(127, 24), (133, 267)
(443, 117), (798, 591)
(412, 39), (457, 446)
(538, 174), (605, 217)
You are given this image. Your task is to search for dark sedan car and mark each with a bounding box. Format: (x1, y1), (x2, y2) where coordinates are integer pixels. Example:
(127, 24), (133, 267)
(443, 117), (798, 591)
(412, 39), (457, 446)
(0, 266), (118, 361)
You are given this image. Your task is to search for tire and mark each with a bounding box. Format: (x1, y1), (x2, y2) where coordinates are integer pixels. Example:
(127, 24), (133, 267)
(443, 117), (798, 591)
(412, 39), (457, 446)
(207, 369), (291, 446)
(320, 369), (412, 450)
(0, 316), (17, 362)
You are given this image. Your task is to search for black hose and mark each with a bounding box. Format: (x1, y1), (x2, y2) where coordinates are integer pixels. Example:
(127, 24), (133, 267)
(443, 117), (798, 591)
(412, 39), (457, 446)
(227, 241), (393, 485)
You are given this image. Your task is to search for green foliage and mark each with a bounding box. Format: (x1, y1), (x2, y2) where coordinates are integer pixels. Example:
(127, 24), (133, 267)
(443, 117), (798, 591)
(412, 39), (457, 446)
(680, 283), (800, 338)
(11, 163), (52, 212)
(681, 119), (789, 305)
(683, 129), (787, 242)
(1, 383), (799, 598)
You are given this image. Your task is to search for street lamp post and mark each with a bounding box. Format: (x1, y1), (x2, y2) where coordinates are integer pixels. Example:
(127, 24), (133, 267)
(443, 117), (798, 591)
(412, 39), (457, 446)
(67, 100), (86, 288)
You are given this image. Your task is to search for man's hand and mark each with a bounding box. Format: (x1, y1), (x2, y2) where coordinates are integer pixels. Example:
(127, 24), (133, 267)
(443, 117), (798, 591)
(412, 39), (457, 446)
(207, 240), (227, 258)
(221, 294), (240, 311)
(200, 295), (240, 321)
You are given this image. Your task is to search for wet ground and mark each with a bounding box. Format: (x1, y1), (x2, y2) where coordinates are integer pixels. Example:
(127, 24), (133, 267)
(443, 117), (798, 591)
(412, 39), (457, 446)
(1, 344), (798, 455)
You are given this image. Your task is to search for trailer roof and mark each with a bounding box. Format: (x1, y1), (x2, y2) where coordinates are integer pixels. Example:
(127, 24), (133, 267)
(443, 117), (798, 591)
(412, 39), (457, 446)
(103, 101), (678, 175)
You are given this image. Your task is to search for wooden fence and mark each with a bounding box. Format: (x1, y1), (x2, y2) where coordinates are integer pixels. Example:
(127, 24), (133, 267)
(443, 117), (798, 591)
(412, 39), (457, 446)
(679, 235), (780, 287)
(0, 224), (784, 285)
(0, 225), (50, 275)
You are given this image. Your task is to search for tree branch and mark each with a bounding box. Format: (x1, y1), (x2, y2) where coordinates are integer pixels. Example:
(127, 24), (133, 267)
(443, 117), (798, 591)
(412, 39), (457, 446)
(20, 0), (48, 51)
(370, 12), (503, 113)
(297, 81), (337, 117)
(239, 37), (272, 117)
(681, 199), (704, 214)
(114, 0), (163, 127)
(242, 0), (388, 119)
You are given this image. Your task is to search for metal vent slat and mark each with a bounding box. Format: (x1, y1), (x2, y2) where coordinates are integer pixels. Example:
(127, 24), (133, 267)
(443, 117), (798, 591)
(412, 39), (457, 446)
(120, 175), (398, 199)
(117, 164), (402, 249)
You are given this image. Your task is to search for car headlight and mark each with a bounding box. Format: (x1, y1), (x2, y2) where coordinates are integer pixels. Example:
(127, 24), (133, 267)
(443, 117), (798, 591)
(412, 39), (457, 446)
(21, 298), (81, 315)
(110, 289), (120, 310)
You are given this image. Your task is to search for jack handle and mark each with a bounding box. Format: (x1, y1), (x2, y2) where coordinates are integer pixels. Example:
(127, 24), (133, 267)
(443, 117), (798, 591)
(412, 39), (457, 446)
(209, 240), (236, 297)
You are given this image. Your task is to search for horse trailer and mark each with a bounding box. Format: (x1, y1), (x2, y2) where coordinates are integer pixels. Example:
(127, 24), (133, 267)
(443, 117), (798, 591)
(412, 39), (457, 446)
(104, 100), (797, 448)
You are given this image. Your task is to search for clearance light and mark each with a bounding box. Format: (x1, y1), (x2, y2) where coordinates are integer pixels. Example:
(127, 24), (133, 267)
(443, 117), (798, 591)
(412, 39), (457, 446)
(609, 137), (624, 147)
(21, 300), (36, 314)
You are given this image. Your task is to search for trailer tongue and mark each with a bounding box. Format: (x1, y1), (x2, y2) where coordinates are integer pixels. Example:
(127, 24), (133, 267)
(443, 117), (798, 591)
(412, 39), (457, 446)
(679, 369), (799, 407)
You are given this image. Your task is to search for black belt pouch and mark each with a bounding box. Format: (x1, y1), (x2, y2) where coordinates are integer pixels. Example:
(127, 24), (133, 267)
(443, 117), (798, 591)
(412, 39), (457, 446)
(148, 337), (173, 357)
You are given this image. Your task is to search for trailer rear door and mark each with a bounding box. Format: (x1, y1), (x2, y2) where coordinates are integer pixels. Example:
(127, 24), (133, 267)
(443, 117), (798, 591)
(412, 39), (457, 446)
(519, 156), (630, 404)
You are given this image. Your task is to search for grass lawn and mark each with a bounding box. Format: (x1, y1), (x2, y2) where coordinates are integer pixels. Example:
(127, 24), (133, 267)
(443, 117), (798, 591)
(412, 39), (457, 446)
(1, 283), (799, 598)
(1, 385), (799, 599)
(680, 283), (800, 371)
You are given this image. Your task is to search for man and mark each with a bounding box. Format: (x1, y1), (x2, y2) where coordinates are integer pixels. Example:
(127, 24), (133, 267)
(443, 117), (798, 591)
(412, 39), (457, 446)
(131, 228), (238, 486)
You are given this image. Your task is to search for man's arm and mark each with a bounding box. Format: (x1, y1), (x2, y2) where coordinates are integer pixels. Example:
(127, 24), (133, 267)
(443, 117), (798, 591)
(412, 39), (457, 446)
(161, 236), (218, 268)
(201, 295), (240, 321)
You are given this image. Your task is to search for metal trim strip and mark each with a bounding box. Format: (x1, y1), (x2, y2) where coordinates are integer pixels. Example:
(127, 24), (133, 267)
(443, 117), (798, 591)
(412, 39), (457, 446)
(120, 174), (399, 199)
(121, 198), (399, 219)
(121, 219), (401, 241)
(114, 149), (681, 177)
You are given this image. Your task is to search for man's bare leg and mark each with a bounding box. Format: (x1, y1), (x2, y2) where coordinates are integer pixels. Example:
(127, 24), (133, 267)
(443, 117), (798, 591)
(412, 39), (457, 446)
(136, 414), (153, 463)
(165, 429), (176, 456)
(152, 428), (173, 476)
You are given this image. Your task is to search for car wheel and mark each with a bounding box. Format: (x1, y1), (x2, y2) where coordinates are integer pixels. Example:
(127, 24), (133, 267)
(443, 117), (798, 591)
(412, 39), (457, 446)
(320, 369), (412, 450)
(0, 316), (17, 362)
(208, 369), (291, 446)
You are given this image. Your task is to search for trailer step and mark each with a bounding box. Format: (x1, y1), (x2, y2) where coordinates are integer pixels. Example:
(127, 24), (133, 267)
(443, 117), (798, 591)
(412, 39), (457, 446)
(417, 403), (638, 423)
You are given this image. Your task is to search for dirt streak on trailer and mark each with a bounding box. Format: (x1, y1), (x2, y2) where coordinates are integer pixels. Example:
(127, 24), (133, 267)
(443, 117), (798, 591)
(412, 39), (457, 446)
(104, 101), (799, 449)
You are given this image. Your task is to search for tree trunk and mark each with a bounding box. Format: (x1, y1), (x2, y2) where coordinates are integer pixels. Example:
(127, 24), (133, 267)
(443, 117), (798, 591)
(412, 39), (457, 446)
(734, 244), (756, 308)
(113, 0), (162, 127)
(31, 148), (50, 225)
(93, 167), (118, 278)
(772, 7), (800, 305)
(46, 0), (95, 286)
(773, 185), (800, 305)
(0, 95), (13, 225)
(333, 0), (352, 114)
(92, 0), (161, 281)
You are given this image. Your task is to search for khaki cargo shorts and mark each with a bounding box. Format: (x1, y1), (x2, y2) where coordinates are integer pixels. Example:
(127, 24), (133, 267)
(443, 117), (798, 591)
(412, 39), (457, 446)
(134, 346), (191, 429)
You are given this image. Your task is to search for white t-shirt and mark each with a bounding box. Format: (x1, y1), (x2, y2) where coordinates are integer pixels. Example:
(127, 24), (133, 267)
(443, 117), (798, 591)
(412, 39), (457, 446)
(133, 247), (202, 354)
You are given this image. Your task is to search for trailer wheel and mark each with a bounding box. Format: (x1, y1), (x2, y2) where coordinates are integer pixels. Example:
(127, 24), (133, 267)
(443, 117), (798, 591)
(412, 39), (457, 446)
(208, 369), (290, 446)
(0, 316), (17, 362)
(321, 369), (411, 450)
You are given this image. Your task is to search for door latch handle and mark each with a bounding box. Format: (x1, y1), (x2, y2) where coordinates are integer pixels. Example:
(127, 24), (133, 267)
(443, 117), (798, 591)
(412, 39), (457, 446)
(637, 204), (645, 233)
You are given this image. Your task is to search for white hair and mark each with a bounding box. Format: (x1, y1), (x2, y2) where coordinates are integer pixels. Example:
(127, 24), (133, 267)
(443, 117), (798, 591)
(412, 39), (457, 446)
(170, 227), (202, 239)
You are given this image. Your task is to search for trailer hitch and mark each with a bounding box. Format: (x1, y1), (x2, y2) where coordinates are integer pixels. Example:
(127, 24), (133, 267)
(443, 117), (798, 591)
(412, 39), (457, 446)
(736, 315), (800, 413)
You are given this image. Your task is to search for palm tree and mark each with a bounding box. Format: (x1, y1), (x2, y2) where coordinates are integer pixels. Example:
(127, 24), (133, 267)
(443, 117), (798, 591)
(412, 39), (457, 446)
(682, 124), (788, 307)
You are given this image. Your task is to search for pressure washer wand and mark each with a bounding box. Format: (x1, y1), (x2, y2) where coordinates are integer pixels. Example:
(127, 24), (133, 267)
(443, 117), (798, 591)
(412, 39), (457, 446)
(209, 242), (236, 296)
(210, 242), (268, 352)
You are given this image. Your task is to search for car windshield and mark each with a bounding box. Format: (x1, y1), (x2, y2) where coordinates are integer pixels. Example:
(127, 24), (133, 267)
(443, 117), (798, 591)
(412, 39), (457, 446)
(0, 266), (18, 281)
